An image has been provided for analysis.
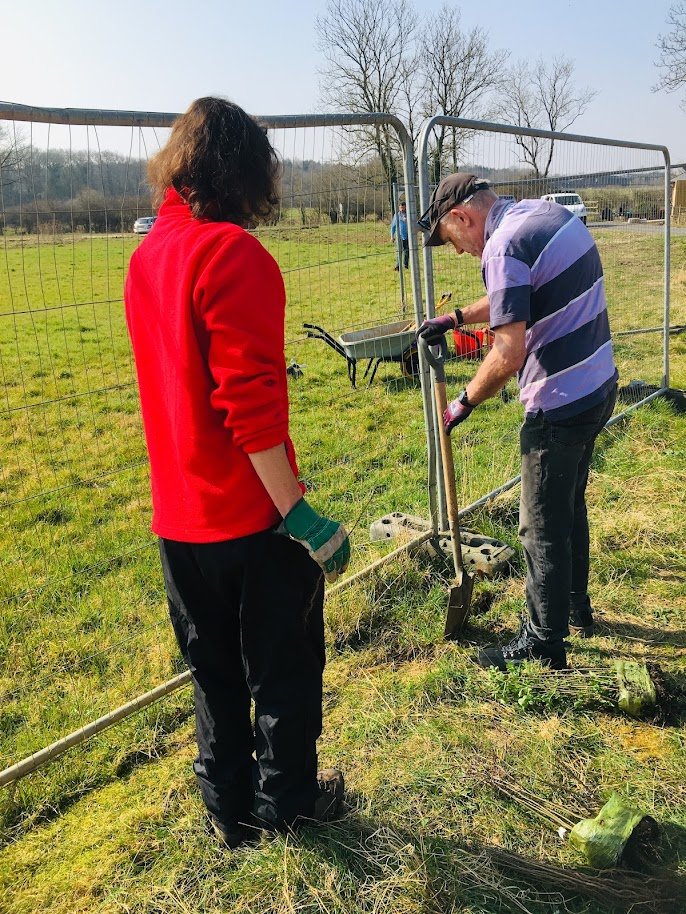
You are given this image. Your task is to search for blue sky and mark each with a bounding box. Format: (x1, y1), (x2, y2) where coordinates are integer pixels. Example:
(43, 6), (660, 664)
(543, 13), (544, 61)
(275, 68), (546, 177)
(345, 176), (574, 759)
(2, 0), (684, 159)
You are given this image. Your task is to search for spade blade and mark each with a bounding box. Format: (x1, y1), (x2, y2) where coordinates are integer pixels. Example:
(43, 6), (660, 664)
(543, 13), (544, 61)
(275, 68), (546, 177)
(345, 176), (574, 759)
(444, 570), (474, 640)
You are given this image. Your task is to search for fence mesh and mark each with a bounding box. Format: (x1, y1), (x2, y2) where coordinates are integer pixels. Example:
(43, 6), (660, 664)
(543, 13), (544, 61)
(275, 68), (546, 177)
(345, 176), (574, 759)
(0, 113), (428, 809)
(0, 107), (675, 827)
(0, 119), (175, 803)
(419, 121), (670, 514)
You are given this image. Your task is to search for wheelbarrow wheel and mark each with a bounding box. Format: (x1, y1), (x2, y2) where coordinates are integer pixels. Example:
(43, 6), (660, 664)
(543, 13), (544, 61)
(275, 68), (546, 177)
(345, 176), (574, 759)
(401, 343), (420, 379)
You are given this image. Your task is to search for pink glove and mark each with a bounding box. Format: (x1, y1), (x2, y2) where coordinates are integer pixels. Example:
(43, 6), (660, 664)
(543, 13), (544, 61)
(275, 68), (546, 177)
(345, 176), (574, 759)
(443, 397), (473, 433)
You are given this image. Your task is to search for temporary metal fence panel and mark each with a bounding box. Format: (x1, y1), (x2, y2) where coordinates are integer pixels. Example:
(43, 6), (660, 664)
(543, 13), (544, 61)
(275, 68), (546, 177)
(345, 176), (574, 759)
(4, 100), (673, 812)
(0, 104), (433, 805)
(417, 116), (671, 526)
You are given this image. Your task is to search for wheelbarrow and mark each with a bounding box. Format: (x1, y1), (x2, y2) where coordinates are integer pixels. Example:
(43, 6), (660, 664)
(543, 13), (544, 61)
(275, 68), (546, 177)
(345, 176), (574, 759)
(304, 320), (419, 387)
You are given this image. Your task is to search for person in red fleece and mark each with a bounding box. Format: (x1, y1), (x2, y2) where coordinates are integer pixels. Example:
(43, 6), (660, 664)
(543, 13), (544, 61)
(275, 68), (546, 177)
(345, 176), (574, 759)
(125, 97), (349, 847)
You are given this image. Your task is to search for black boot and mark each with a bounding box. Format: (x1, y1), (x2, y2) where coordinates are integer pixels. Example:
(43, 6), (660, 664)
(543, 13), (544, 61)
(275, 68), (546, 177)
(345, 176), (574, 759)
(569, 602), (594, 638)
(311, 768), (345, 822)
(477, 620), (568, 671)
(252, 768), (345, 834)
(209, 814), (258, 849)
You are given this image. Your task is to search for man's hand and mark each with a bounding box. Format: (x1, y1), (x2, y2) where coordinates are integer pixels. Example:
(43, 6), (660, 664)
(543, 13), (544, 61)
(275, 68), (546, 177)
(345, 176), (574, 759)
(456, 321), (526, 407)
(281, 498), (350, 583)
(416, 310), (463, 344)
(443, 397), (473, 434)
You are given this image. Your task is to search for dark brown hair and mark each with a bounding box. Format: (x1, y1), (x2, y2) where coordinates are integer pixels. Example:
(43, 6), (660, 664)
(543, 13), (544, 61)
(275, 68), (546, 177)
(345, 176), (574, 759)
(148, 97), (280, 224)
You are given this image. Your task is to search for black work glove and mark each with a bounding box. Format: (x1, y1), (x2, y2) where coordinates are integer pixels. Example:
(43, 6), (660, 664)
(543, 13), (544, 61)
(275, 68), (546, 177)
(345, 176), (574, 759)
(416, 309), (464, 344)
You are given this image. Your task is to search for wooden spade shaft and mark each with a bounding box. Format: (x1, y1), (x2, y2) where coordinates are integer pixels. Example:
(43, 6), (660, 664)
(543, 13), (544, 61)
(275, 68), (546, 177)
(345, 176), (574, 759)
(434, 376), (474, 638)
(434, 378), (466, 579)
(417, 333), (473, 637)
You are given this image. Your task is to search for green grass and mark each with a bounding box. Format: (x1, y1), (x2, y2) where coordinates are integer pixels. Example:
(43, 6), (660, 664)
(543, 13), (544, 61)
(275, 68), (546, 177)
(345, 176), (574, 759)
(0, 223), (685, 913)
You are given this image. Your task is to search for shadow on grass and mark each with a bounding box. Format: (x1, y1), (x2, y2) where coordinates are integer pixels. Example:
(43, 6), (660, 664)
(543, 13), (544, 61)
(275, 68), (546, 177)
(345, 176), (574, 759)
(380, 372), (421, 393)
(660, 820), (686, 868)
(569, 638), (679, 668)
(594, 617), (686, 649)
(659, 668), (686, 728)
(291, 808), (526, 914)
(458, 616), (507, 648)
(291, 803), (686, 914)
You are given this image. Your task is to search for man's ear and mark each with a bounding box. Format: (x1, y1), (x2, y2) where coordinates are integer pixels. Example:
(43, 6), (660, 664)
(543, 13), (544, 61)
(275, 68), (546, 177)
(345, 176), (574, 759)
(449, 205), (470, 225)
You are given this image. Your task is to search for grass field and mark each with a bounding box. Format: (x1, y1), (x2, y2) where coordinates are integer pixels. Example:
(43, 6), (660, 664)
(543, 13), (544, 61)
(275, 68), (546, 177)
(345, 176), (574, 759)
(0, 221), (685, 913)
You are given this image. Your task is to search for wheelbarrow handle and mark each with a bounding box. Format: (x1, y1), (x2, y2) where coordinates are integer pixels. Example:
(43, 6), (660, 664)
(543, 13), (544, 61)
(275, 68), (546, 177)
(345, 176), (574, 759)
(417, 333), (449, 383)
(303, 323), (349, 360)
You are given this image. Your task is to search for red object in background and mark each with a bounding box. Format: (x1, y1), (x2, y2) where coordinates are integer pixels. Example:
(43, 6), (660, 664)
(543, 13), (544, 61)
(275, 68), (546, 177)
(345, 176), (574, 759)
(452, 327), (495, 359)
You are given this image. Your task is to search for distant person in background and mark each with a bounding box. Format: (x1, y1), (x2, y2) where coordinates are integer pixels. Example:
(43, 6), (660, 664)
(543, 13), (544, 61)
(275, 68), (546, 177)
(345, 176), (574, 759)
(417, 173), (618, 672)
(125, 97), (349, 848)
(391, 199), (409, 269)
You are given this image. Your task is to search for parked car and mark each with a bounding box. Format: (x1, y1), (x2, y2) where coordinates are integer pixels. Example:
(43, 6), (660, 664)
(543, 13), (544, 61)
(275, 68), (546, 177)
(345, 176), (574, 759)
(133, 216), (157, 234)
(540, 192), (587, 224)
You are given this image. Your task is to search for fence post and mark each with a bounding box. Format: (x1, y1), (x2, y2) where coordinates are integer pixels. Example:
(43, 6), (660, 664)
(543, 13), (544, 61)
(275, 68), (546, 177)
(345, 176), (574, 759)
(418, 119), (448, 534)
(663, 151), (671, 389)
(392, 118), (439, 535)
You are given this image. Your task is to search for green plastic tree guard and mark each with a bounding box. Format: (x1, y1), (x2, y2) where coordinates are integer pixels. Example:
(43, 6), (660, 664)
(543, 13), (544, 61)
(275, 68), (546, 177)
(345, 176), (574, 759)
(569, 792), (658, 868)
(614, 660), (657, 718)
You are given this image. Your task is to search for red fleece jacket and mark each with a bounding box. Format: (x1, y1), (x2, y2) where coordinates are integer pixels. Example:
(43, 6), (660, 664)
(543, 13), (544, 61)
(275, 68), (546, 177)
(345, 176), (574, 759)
(125, 188), (300, 542)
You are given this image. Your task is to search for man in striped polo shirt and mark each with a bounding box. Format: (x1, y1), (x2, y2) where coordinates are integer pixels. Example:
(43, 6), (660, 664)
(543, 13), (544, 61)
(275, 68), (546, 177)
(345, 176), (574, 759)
(417, 173), (618, 671)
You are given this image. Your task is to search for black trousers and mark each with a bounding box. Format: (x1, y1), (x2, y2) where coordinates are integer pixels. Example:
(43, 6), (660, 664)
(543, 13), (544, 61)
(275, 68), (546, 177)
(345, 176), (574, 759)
(519, 385), (617, 643)
(159, 529), (325, 829)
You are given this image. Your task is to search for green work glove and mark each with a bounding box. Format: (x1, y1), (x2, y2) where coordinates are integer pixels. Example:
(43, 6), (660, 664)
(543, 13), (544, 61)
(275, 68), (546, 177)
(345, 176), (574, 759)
(281, 498), (350, 583)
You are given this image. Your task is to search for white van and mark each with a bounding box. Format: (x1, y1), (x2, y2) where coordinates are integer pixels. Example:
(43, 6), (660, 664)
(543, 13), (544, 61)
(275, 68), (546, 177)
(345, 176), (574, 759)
(540, 192), (587, 224)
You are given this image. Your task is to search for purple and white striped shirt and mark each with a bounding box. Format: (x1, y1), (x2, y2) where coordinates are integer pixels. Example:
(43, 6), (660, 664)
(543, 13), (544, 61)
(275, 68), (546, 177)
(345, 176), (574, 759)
(482, 198), (618, 419)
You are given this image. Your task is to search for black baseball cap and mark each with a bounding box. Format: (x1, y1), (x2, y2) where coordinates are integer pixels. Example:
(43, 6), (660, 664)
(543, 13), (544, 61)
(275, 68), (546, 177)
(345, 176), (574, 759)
(417, 173), (490, 246)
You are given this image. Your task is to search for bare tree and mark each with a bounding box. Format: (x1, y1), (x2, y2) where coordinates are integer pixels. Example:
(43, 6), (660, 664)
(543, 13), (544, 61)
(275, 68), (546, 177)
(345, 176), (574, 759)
(315, 0), (418, 202)
(396, 48), (423, 157)
(654, 2), (686, 109)
(0, 127), (27, 196)
(495, 57), (596, 178)
(419, 6), (506, 182)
